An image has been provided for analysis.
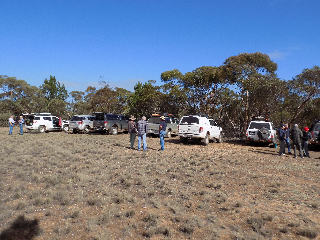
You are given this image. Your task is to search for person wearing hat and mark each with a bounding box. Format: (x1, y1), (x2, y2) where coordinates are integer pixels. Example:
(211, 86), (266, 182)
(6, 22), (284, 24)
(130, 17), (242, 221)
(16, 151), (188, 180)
(290, 124), (304, 158)
(159, 116), (167, 151)
(137, 116), (148, 151)
(128, 116), (137, 149)
(278, 124), (286, 156)
(302, 127), (312, 158)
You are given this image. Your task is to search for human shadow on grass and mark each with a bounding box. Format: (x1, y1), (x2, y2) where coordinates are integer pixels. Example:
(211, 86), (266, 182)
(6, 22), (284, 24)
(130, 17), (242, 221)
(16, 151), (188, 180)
(0, 215), (40, 240)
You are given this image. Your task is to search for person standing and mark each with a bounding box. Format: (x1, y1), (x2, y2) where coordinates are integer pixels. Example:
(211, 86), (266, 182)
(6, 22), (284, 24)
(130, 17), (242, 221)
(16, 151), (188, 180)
(302, 127), (312, 158)
(278, 124), (286, 156)
(18, 116), (24, 135)
(128, 116), (137, 149)
(159, 116), (167, 151)
(290, 124), (304, 158)
(137, 116), (148, 151)
(284, 124), (291, 154)
(8, 115), (15, 135)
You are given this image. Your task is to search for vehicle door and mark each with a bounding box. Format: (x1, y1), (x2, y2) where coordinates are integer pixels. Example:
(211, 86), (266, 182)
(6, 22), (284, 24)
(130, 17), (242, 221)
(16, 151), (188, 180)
(209, 119), (220, 138)
(121, 115), (129, 130)
(172, 118), (179, 133)
(43, 117), (53, 129)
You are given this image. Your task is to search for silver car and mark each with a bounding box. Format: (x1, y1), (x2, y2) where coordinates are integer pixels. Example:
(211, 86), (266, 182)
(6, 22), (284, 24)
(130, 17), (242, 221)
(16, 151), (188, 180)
(69, 115), (95, 134)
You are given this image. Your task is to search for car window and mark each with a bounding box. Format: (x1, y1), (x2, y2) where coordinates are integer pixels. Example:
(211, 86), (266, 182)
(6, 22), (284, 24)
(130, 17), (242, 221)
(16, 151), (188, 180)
(148, 117), (161, 124)
(180, 117), (199, 125)
(71, 116), (82, 121)
(249, 122), (270, 129)
(95, 113), (104, 120)
(88, 117), (95, 121)
(43, 117), (51, 121)
(315, 123), (320, 131)
(34, 117), (40, 120)
(106, 114), (119, 120)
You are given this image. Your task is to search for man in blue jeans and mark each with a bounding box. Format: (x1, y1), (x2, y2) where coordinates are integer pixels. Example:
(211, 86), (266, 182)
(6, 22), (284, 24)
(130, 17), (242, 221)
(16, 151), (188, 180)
(137, 116), (148, 151)
(8, 115), (15, 135)
(18, 116), (24, 135)
(159, 116), (167, 151)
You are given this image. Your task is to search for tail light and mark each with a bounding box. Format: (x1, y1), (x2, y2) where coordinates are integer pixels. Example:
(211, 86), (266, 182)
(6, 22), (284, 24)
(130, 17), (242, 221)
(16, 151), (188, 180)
(77, 121), (83, 124)
(199, 127), (203, 133)
(104, 121), (108, 127)
(311, 131), (314, 138)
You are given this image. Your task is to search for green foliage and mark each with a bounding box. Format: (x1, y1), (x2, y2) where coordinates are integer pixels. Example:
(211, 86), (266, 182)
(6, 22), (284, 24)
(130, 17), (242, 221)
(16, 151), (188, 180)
(41, 75), (68, 101)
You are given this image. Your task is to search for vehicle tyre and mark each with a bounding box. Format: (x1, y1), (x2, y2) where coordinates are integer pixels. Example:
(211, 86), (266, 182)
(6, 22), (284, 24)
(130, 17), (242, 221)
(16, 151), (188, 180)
(111, 126), (118, 135)
(217, 133), (223, 143)
(39, 125), (45, 133)
(72, 129), (77, 134)
(166, 130), (172, 138)
(63, 125), (69, 132)
(258, 127), (270, 140)
(84, 126), (90, 134)
(202, 134), (209, 146)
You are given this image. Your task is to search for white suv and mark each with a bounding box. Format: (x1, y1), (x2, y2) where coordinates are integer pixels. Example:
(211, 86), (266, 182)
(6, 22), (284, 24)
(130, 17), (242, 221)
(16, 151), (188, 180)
(246, 118), (277, 146)
(69, 115), (95, 134)
(25, 113), (69, 133)
(178, 115), (223, 145)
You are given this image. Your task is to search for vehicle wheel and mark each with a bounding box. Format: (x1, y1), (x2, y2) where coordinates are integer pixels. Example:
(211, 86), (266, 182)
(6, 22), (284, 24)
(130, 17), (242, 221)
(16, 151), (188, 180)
(84, 126), (90, 134)
(258, 127), (270, 140)
(63, 125), (69, 132)
(217, 133), (223, 143)
(166, 130), (172, 138)
(39, 126), (45, 133)
(202, 134), (209, 146)
(111, 126), (118, 135)
(72, 129), (77, 134)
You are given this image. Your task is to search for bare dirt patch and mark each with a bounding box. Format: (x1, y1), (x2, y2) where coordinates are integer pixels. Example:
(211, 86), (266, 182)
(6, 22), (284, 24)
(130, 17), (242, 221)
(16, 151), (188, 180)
(1, 127), (320, 239)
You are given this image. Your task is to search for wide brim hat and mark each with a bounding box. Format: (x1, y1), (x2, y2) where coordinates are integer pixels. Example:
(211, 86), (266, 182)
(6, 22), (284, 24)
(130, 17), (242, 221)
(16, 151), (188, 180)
(129, 116), (136, 120)
(160, 116), (165, 120)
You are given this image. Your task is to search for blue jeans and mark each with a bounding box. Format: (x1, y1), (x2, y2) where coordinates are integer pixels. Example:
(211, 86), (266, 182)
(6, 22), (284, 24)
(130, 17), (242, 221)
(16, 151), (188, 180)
(138, 133), (147, 150)
(9, 124), (13, 135)
(159, 130), (166, 150)
(19, 124), (23, 135)
(285, 137), (291, 153)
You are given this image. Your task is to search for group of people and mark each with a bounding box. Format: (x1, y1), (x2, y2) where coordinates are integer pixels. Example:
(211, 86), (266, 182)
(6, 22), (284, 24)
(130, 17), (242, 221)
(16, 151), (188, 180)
(128, 115), (167, 151)
(8, 115), (24, 135)
(278, 123), (312, 158)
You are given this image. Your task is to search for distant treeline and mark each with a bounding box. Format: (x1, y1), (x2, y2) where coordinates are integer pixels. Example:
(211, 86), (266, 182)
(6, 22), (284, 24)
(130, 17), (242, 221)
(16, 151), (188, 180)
(1, 52), (320, 137)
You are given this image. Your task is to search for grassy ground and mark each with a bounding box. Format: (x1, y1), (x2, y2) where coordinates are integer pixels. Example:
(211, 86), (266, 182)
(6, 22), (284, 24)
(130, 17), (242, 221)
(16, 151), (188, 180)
(0, 126), (320, 240)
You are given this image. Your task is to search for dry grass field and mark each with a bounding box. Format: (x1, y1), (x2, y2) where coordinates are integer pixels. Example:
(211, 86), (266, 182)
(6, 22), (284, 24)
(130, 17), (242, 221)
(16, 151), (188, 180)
(1, 126), (320, 240)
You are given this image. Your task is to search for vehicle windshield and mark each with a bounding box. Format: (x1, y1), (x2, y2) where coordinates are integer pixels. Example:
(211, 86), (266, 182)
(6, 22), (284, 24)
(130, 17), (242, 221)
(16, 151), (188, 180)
(180, 117), (199, 125)
(249, 122), (270, 130)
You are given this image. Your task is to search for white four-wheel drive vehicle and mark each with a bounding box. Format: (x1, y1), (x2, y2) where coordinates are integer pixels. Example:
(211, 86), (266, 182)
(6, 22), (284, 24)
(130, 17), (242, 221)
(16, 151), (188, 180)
(246, 117), (277, 146)
(178, 115), (223, 145)
(25, 113), (69, 133)
(69, 115), (95, 134)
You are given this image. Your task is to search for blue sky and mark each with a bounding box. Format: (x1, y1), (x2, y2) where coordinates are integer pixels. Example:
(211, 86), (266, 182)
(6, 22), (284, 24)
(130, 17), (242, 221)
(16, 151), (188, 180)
(1, 0), (319, 93)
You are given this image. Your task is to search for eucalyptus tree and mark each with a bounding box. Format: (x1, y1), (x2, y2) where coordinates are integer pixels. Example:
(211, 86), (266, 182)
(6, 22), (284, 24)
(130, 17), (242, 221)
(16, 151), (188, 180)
(128, 80), (161, 119)
(287, 66), (320, 125)
(219, 52), (278, 132)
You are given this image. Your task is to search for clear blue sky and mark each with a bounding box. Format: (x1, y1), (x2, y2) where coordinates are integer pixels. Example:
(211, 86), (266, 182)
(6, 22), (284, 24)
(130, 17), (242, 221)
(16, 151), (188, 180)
(1, 0), (319, 93)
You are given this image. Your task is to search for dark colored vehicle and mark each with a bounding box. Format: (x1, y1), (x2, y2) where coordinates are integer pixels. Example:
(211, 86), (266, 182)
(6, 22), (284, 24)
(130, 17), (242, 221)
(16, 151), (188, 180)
(310, 120), (320, 146)
(93, 113), (129, 135)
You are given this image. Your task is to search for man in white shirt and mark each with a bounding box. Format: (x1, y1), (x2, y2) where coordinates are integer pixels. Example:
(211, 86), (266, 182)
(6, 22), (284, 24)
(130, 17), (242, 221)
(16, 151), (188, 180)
(9, 116), (15, 135)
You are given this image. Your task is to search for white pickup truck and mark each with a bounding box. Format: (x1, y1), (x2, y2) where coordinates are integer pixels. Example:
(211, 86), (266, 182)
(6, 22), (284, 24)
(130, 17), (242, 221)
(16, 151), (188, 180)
(178, 115), (223, 145)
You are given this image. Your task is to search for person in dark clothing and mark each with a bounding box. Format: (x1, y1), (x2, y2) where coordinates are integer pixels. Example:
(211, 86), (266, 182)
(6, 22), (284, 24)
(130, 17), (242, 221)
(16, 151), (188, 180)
(159, 116), (167, 151)
(128, 116), (137, 149)
(278, 124), (286, 156)
(284, 124), (291, 154)
(290, 124), (304, 158)
(302, 127), (312, 158)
